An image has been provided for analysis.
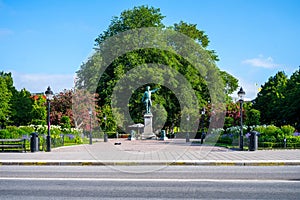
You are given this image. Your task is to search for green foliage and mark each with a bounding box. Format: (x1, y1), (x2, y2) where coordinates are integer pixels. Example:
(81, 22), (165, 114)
(173, 21), (221, 61)
(255, 125), (282, 141)
(106, 131), (117, 138)
(281, 125), (295, 136)
(254, 71), (287, 125)
(174, 21), (209, 48)
(254, 125), (296, 145)
(95, 5), (165, 45)
(217, 135), (233, 144)
(60, 116), (71, 130)
(264, 125), (282, 137)
(254, 69), (300, 126)
(30, 95), (47, 125)
(0, 129), (10, 139)
(245, 108), (260, 126)
(282, 69), (300, 125)
(2, 126), (27, 139)
(0, 72), (13, 128)
(215, 124), (300, 149)
(285, 136), (300, 148)
(219, 71), (239, 96)
(10, 89), (33, 126)
(19, 126), (35, 134)
(77, 6), (231, 133)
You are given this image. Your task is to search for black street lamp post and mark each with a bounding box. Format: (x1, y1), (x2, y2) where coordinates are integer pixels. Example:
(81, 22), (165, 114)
(201, 108), (206, 144)
(88, 107), (92, 145)
(104, 116), (108, 142)
(186, 114), (190, 143)
(237, 87), (245, 151)
(45, 86), (53, 152)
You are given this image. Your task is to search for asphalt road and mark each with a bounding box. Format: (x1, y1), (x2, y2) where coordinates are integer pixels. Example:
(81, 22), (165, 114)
(0, 166), (299, 199)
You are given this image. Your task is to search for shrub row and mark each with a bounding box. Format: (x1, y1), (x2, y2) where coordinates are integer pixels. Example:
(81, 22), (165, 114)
(0, 125), (84, 145)
(212, 125), (300, 148)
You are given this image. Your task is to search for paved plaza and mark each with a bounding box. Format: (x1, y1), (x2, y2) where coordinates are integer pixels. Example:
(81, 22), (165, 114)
(0, 139), (300, 166)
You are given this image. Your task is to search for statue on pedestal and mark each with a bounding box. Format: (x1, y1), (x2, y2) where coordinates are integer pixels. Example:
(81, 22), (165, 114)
(141, 86), (159, 114)
(141, 86), (159, 139)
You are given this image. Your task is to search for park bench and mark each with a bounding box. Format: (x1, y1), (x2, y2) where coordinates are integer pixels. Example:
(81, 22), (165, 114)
(0, 139), (27, 152)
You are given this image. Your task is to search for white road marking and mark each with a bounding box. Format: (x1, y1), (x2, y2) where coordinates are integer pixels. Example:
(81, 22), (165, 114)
(0, 177), (298, 183)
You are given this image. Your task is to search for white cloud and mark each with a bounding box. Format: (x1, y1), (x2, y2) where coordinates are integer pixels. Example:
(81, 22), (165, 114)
(11, 71), (75, 94)
(242, 55), (280, 69)
(230, 78), (262, 101)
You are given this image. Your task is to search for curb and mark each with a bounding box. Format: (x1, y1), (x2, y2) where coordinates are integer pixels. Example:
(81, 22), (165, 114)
(1, 160), (300, 166)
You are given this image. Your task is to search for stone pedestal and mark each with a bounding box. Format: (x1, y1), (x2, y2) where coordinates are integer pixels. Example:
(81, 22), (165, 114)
(142, 114), (156, 139)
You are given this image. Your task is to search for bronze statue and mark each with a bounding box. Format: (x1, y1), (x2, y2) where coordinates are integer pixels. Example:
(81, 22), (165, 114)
(142, 86), (159, 114)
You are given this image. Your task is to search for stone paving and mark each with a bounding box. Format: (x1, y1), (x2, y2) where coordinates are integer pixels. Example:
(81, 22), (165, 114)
(0, 138), (300, 165)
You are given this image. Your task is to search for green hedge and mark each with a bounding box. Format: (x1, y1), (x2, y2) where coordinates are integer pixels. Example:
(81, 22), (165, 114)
(0, 125), (84, 150)
(212, 124), (300, 149)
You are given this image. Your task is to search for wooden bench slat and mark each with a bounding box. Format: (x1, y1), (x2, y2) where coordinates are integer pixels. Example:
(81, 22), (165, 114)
(0, 145), (24, 147)
(0, 139), (27, 152)
(0, 139), (24, 142)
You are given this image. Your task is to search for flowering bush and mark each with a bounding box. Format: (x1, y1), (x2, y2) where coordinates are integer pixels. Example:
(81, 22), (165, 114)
(1, 125), (83, 145)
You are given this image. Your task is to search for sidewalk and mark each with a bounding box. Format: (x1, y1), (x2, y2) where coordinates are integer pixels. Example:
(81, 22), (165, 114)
(1, 139), (300, 166)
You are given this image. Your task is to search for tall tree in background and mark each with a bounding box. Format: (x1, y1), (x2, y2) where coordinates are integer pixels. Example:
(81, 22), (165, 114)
(282, 68), (300, 126)
(95, 5), (165, 46)
(254, 71), (288, 126)
(76, 6), (237, 132)
(72, 89), (99, 130)
(10, 89), (33, 126)
(0, 72), (12, 128)
(30, 95), (47, 125)
(173, 21), (219, 61)
(50, 90), (73, 126)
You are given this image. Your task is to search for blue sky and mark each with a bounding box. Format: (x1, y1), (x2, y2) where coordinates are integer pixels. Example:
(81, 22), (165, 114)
(0, 0), (299, 99)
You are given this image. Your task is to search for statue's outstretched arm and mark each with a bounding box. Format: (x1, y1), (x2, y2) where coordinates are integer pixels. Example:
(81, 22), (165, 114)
(151, 88), (159, 93)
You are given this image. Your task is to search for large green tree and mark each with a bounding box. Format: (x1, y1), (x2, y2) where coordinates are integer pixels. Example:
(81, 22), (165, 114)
(282, 68), (300, 126)
(95, 5), (165, 45)
(254, 71), (288, 126)
(76, 6), (237, 133)
(0, 72), (14, 128)
(30, 95), (47, 125)
(10, 88), (33, 126)
(0, 76), (11, 128)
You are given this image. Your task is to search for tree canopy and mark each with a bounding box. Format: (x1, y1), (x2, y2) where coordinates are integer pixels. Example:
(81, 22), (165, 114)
(254, 68), (300, 127)
(1, 6), (298, 133)
(76, 5), (238, 133)
(0, 72), (12, 128)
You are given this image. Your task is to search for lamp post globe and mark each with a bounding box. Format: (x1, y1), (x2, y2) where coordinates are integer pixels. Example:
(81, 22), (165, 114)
(45, 86), (53, 152)
(238, 87), (245, 101)
(237, 87), (245, 151)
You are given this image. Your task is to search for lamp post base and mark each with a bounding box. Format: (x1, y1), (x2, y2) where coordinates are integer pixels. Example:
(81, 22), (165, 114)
(186, 132), (190, 143)
(104, 133), (108, 142)
(239, 135), (244, 151)
(89, 134), (92, 145)
(46, 135), (51, 152)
